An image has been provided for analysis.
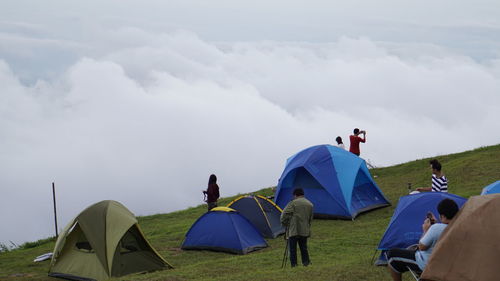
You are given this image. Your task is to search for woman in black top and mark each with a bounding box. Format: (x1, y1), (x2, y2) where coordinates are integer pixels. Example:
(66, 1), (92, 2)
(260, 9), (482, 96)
(203, 174), (220, 211)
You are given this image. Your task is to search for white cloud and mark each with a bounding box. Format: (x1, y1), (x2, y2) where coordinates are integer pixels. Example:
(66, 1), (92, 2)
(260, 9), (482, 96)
(1, 1), (500, 245)
(2, 32), (500, 245)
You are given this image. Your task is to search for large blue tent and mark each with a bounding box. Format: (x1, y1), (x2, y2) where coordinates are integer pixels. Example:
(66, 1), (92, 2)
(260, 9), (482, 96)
(275, 144), (390, 219)
(181, 207), (268, 255)
(375, 192), (467, 265)
(481, 180), (500, 195)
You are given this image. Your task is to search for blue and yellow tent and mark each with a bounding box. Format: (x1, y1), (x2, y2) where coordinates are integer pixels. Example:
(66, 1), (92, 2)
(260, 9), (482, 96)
(275, 144), (390, 219)
(227, 195), (285, 238)
(181, 207), (268, 254)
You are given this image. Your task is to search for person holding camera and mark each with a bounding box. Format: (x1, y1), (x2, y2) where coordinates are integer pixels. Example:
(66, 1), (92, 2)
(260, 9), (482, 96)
(386, 198), (459, 281)
(349, 128), (366, 156)
(203, 174), (220, 211)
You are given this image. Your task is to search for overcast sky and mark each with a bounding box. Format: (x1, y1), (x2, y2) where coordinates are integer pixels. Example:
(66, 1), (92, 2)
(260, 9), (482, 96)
(1, 0), (500, 245)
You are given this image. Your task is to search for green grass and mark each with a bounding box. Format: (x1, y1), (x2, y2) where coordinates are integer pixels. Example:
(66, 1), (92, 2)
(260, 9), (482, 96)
(1, 144), (499, 281)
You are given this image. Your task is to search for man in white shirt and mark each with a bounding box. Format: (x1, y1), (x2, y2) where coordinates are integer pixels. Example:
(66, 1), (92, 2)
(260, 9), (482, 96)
(386, 198), (459, 281)
(335, 136), (345, 150)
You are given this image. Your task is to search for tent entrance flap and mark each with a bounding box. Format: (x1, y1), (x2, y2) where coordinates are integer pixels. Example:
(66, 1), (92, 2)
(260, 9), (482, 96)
(351, 182), (389, 214)
(112, 225), (169, 276)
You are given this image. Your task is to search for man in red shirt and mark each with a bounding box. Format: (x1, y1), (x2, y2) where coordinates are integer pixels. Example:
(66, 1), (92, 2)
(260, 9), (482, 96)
(349, 128), (366, 156)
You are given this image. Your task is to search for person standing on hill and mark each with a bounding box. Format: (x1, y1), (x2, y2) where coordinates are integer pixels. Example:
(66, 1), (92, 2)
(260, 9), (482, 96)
(280, 188), (314, 267)
(203, 174), (220, 211)
(335, 136), (346, 150)
(349, 128), (366, 156)
(415, 159), (448, 193)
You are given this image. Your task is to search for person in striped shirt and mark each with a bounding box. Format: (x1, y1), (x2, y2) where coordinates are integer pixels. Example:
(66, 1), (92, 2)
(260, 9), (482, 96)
(416, 159), (448, 193)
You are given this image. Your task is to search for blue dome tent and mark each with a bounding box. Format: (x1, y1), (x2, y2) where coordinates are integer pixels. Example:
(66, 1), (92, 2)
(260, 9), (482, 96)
(481, 180), (500, 195)
(275, 145), (390, 219)
(227, 195), (285, 238)
(181, 207), (268, 255)
(375, 192), (467, 265)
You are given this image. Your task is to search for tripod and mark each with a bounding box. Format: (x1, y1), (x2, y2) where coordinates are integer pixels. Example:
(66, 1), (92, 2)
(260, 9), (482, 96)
(281, 228), (289, 268)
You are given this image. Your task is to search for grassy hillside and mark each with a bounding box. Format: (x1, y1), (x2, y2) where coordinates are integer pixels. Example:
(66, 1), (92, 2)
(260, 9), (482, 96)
(1, 144), (499, 281)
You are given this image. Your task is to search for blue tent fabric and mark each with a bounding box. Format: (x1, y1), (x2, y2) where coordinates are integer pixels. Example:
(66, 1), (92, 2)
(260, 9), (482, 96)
(181, 209), (268, 254)
(275, 144), (390, 219)
(227, 195), (285, 238)
(481, 180), (500, 195)
(377, 192), (467, 252)
(374, 192), (467, 266)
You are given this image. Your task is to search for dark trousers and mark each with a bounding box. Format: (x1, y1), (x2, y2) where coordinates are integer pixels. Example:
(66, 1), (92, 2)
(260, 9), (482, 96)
(207, 202), (217, 211)
(289, 236), (310, 267)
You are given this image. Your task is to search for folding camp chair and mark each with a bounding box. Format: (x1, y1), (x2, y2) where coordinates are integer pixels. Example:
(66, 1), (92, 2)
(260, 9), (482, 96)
(407, 266), (421, 281)
(405, 244), (422, 281)
(384, 246), (422, 281)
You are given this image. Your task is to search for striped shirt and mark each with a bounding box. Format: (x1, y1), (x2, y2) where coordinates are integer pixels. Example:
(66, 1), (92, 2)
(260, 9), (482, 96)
(432, 174), (448, 192)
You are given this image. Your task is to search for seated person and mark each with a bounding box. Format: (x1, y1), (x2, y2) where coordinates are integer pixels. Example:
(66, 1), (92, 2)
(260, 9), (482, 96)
(386, 198), (459, 281)
(414, 159), (448, 193)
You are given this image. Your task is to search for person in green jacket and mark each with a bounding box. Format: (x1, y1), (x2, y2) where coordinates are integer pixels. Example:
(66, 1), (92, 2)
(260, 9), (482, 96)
(280, 188), (314, 267)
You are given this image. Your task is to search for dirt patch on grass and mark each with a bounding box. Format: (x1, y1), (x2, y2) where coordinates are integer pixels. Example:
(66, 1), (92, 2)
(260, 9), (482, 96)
(168, 247), (183, 256)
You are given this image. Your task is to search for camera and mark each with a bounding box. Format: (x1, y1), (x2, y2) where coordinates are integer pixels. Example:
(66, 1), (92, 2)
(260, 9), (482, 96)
(426, 212), (435, 224)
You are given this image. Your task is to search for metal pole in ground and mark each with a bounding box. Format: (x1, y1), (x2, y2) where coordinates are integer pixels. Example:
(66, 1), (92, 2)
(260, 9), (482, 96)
(52, 182), (58, 237)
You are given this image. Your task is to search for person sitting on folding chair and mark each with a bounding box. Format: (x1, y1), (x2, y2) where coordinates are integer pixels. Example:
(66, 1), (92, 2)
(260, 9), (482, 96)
(386, 198), (459, 281)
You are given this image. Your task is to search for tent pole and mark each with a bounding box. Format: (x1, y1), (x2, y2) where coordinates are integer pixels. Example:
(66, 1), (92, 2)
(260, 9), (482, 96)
(52, 182), (58, 237)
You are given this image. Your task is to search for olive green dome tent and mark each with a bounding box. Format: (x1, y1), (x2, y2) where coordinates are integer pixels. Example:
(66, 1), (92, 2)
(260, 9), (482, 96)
(48, 200), (172, 281)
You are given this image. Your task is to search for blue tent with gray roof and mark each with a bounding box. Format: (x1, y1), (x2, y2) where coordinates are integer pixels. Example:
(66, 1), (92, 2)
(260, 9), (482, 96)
(274, 144), (390, 219)
(227, 195), (285, 238)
